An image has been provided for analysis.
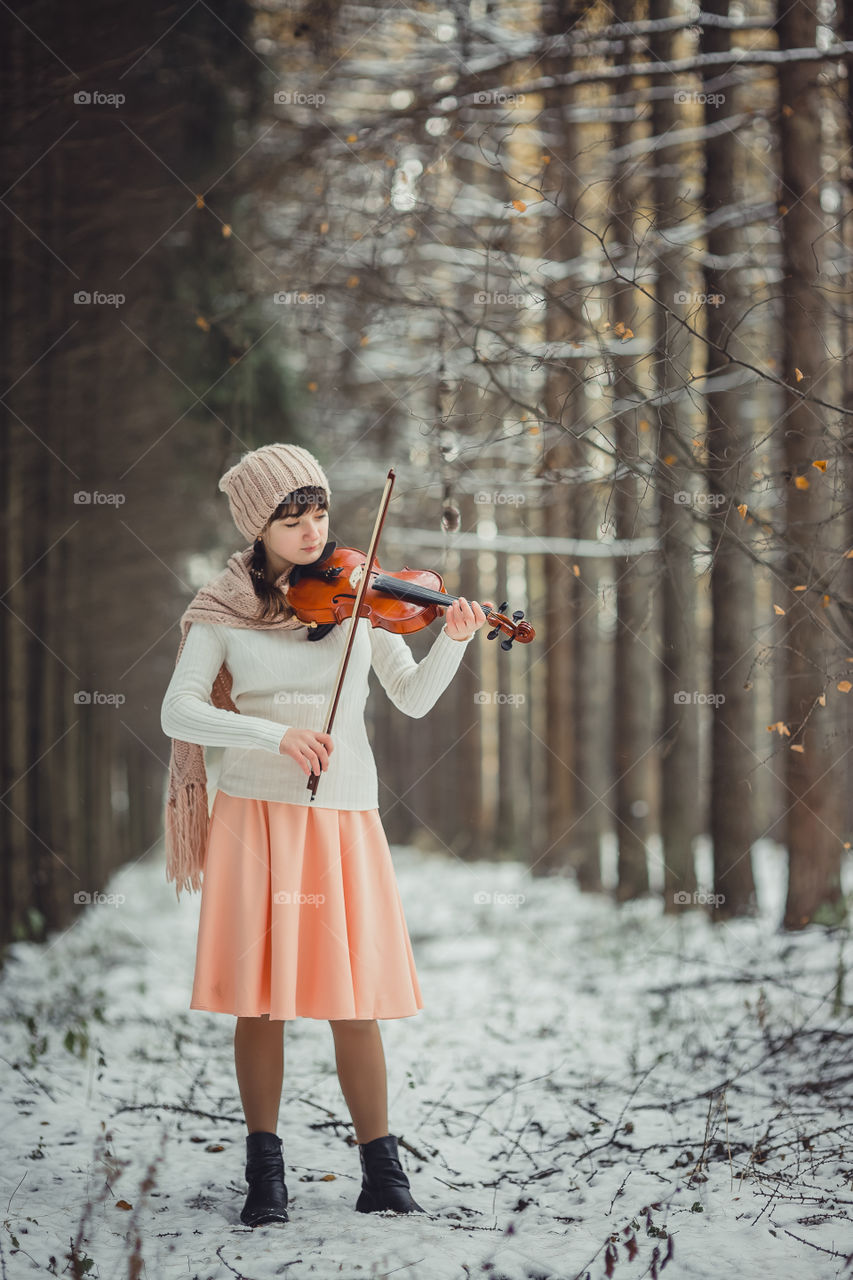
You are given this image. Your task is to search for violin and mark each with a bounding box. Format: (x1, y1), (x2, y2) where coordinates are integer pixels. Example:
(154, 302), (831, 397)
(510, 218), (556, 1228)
(286, 542), (536, 651)
(286, 467), (535, 801)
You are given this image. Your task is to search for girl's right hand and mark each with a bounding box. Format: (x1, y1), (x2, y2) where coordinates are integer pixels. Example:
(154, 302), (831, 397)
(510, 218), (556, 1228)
(279, 727), (335, 777)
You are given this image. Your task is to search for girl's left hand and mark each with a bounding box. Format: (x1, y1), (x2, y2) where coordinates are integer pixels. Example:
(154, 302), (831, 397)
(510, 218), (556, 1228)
(443, 597), (494, 642)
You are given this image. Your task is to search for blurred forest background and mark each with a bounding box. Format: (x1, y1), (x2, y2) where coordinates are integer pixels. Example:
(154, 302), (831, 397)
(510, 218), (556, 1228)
(1, 0), (851, 953)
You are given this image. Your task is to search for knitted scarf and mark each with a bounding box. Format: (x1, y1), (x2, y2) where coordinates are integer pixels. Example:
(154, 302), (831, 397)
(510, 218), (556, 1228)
(164, 543), (307, 899)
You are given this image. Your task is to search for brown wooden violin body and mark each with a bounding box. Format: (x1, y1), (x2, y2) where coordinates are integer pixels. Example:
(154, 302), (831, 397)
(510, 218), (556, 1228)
(285, 542), (535, 651)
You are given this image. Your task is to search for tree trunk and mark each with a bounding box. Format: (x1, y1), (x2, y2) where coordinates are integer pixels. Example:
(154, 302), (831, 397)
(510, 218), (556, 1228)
(650, 0), (700, 909)
(702, 0), (759, 919)
(777, 0), (845, 927)
(609, 0), (653, 901)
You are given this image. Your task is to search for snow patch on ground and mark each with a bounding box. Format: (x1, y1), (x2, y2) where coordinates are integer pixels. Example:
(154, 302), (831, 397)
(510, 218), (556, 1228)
(0, 838), (851, 1279)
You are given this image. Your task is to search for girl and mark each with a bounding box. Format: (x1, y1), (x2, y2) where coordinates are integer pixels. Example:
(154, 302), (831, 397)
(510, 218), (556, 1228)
(160, 443), (492, 1227)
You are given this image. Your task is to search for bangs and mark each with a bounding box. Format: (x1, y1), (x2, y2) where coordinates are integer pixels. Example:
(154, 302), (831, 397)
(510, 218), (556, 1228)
(271, 486), (329, 520)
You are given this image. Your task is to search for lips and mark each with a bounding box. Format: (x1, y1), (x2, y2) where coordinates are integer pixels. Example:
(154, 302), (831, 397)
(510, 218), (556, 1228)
(304, 544), (321, 551)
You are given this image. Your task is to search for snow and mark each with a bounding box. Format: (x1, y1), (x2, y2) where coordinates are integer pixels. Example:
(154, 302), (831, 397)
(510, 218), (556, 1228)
(1, 837), (851, 1279)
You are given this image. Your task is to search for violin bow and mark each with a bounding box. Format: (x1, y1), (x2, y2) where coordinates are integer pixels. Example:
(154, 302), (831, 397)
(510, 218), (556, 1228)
(306, 466), (396, 800)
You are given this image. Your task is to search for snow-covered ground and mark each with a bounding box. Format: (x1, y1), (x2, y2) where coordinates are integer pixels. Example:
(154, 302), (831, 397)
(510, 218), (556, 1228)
(1, 837), (851, 1280)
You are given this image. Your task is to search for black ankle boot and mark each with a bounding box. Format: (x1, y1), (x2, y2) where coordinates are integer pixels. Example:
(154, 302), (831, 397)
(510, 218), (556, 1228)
(239, 1130), (289, 1226)
(355, 1133), (426, 1214)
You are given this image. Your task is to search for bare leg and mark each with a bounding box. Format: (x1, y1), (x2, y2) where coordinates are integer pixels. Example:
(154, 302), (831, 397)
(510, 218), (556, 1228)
(329, 1018), (389, 1144)
(234, 1014), (286, 1134)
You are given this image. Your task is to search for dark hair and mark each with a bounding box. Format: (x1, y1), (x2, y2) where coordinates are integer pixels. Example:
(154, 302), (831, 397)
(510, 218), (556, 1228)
(249, 485), (329, 622)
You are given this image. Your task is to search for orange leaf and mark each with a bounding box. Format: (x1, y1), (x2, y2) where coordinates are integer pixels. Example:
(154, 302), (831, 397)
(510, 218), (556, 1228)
(793, 585), (807, 591)
(812, 459), (827, 471)
(838, 680), (852, 693)
(818, 693), (826, 706)
(346, 133), (358, 143)
(542, 154), (551, 164)
(737, 503), (748, 519)
(512, 199), (527, 213)
(794, 368), (804, 381)
(794, 475), (809, 490)
(195, 194), (205, 209)
(778, 205), (788, 215)
(116, 1200), (133, 1211)
(639, 419), (650, 431)
(821, 594), (830, 607)
(790, 743), (805, 753)
(221, 224), (232, 238)
(782, 104), (794, 116)
(663, 453), (676, 465)
(360, 335), (369, 346)
(346, 275), (359, 287)
(195, 316), (210, 332)
(319, 221), (329, 234)
(307, 381), (318, 392)
(773, 604), (785, 615)
(767, 721), (791, 736)
(621, 327), (633, 340)
(572, 564), (580, 576)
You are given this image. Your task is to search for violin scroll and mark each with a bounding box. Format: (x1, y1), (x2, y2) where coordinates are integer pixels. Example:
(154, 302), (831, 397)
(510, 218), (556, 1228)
(484, 600), (535, 651)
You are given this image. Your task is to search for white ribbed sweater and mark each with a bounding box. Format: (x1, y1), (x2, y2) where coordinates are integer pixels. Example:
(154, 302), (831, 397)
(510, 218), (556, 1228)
(160, 616), (473, 810)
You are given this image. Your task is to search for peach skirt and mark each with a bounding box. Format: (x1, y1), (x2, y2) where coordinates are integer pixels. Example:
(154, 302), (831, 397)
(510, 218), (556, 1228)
(189, 790), (424, 1021)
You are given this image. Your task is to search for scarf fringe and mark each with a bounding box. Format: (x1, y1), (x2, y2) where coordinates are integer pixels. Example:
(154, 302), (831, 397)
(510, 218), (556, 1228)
(165, 780), (210, 900)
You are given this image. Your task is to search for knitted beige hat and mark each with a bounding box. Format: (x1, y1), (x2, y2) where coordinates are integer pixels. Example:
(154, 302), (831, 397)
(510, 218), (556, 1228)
(217, 443), (331, 541)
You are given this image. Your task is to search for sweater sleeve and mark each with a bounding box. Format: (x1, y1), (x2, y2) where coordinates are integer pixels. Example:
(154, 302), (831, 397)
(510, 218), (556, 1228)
(368, 622), (474, 719)
(160, 621), (290, 754)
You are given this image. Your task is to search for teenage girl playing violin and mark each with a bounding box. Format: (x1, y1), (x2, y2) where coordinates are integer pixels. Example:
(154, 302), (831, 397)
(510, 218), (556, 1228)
(160, 443), (493, 1226)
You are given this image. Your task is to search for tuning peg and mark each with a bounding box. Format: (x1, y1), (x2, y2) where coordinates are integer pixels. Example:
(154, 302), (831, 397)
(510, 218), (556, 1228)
(500, 638), (513, 651)
(498, 600), (508, 613)
(487, 627), (501, 640)
(512, 610), (524, 621)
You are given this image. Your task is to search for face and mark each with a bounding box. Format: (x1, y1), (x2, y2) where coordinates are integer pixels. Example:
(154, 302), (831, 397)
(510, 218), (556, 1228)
(262, 503), (329, 568)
